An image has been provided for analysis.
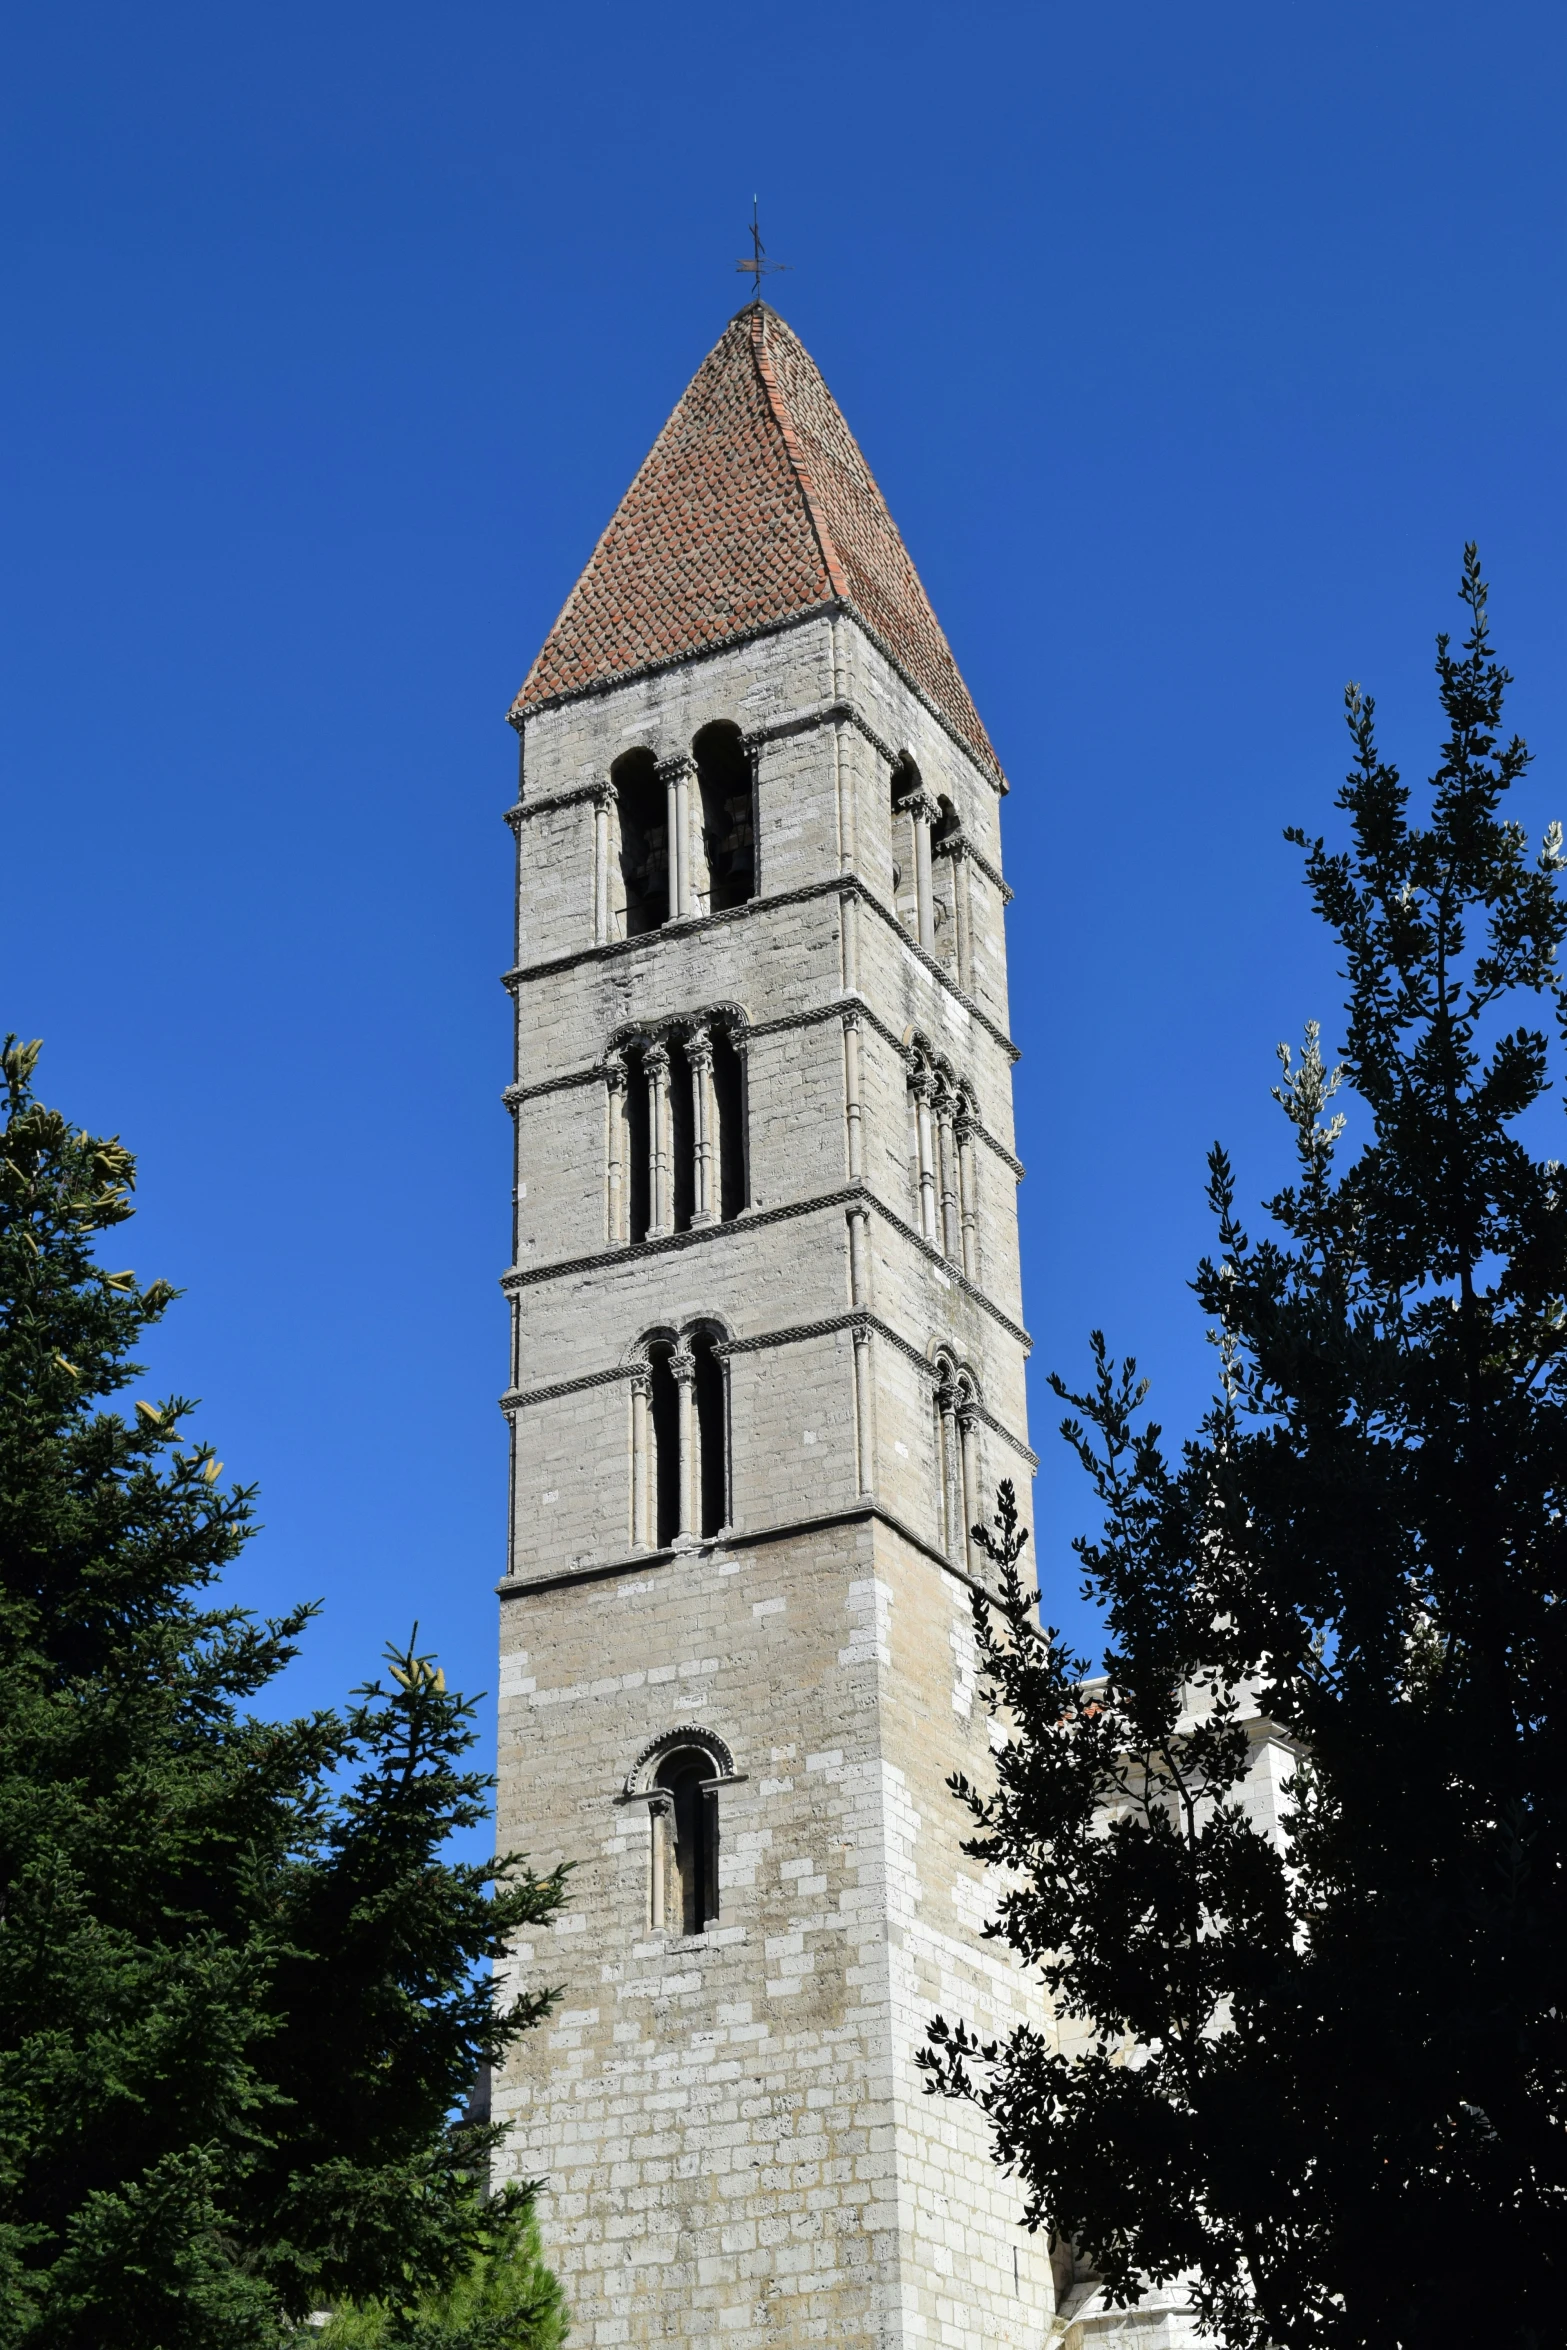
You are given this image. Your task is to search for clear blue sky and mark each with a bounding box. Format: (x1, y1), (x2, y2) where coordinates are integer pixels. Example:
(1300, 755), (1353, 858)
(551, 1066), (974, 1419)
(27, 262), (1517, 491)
(2, 1), (1562, 1745)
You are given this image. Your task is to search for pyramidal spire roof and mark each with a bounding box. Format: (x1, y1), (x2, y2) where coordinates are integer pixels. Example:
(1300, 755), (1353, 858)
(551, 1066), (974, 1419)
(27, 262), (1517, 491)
(510, 304), (1001, 782)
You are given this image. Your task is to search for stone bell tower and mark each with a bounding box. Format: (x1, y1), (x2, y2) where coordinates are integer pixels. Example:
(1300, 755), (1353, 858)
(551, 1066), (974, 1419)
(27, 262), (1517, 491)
(492, 302), (1052, 2348)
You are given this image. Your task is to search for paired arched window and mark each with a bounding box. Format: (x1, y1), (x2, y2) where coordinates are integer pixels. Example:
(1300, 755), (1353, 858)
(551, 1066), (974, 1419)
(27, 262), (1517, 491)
(625, 1728), (737, 1935)
(606, 1017), (747, 1244)
(886, 757), (970, 979)
(906, 1038), (980, 1279)
(630, 1321), (730, 1549)
(933, 1350), (982, 1565)
(605, 725), (755, 940)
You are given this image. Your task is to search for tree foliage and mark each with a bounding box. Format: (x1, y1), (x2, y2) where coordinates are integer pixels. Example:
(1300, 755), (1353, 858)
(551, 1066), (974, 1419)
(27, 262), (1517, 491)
(308, 2203), (566, 2350)
(923, 551), (1567, 2348)
(0, 1037), (568, 2347)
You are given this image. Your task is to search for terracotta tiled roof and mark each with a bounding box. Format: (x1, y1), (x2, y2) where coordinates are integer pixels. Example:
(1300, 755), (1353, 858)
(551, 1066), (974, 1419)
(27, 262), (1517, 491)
(510, 304), (1000, 781)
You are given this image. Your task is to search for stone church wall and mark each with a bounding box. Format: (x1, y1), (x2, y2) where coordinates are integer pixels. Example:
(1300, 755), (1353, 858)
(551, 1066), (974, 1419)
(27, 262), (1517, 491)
(495, 1514), (1056, 2349)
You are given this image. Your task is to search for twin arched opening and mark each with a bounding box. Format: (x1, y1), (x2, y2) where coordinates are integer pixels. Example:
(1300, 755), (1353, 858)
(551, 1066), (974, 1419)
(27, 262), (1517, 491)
(630, 1322), (730, 1550)
(932, 1348), (983, 1567)
(608, 723), (755, 940)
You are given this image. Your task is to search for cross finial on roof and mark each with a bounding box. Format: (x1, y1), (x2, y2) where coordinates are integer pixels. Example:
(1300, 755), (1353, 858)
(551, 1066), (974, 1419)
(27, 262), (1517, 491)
(735, 197), (790, 301)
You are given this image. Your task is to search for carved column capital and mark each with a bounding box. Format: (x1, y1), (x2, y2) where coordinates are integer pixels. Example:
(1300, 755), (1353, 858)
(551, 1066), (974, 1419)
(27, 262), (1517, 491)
(629, 1362), (652, 1399)
(685, 1022), (713, 1072)
(900, 787), (941, 826)
(670, 1343), (696, 1386)
(643, 1038), (670, 1081)
(604, 1052), (628, 1096)
(656, 753), (697, 784)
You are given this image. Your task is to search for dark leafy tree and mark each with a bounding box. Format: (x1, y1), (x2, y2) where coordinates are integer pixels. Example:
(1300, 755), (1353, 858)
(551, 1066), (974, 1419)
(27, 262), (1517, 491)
(0, 1037), (568, 2348)
(922, 551), (1567, 2349)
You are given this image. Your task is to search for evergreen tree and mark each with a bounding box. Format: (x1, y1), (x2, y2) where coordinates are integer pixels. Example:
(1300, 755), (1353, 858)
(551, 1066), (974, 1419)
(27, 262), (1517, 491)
(923, 551), (1567, 2349)
(0, 1037), (568, 2347)
(308, 2204), (566, 2349)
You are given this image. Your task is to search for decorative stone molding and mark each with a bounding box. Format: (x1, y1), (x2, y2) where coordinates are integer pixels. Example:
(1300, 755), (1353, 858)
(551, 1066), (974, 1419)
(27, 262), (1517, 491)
(501, 872), (1023, 1064)
(501, 1181), (1034, 1352)
(622, 1726), (739, 1797)
(499, 1307), (1032, 1463)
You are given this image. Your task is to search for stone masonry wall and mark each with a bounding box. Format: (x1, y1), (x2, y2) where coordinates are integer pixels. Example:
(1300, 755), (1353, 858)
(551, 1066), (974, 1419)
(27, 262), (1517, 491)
(494, 1515), (1058, 2349)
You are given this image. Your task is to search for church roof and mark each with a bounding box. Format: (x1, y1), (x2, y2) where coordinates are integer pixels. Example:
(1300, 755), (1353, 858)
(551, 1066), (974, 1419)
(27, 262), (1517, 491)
(510, 304), (1001, 782)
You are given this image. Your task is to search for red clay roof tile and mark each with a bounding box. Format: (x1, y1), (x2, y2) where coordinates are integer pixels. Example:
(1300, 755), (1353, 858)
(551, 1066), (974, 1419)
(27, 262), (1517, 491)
(510, 304), (1000, 781)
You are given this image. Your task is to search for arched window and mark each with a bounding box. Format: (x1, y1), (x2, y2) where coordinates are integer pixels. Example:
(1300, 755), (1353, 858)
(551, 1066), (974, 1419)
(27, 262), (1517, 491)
(711, 1028), (747, 1219)
(691, 1325), (728, 1538)
(623, 1042), (652, 1242)
(605, 1017), (748, 1244)
(933, 1351), (981, 1562)
(906, 1039), (980, 1278)
(890, 753), (919, 934)
(613, 748), (667, 935)
(625, 1728), (738, 1936)
(693, 722), (755, 912)
(656, 1746), (718, 1933)
(647, 1338), (681, 1548)
(630, 1320), (732, 1550)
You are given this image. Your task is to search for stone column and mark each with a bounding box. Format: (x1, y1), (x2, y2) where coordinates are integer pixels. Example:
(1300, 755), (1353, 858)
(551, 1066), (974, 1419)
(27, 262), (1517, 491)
(671, 1342), (697, 1541)
(938, 1379), (960, 1557)
(630, 1365), (652, 1550)
(593, 783), (613, 946)
(908, 790), (939, 954)
(733, 1029), (752, 1211)
(937, 1090), (961, 1262)
(842, 1011), (864, 1181)
(660, 755), (693, 921)
(913, 1068), (938, 1244)
(645, 1040), (670, 1238)
(833, 716), (856, 874)
(958, 1403), (980, 1569)
(943, 832), (972, 991)
(847, 1203), (871, 1309)
(839, 885), (860, 995)
(956, 1110), (979, 1281)
(605, 1054), (627, 1245)
(649, 1793), (672, 1930)
(688, 1024), (715, 1226)
(853, 1321), (875, 1497)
